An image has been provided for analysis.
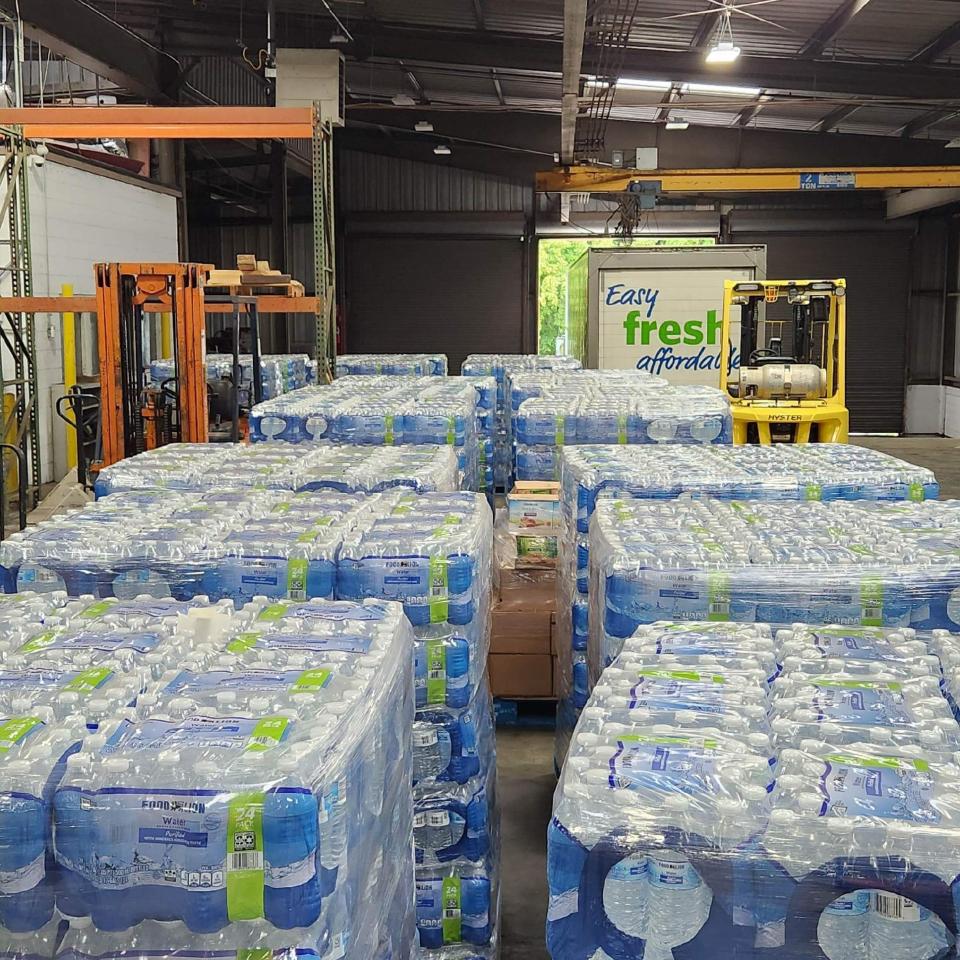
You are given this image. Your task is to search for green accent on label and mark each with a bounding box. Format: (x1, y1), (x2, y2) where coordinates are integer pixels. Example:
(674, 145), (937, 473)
(707, 571), (731, 622)
(555, 415), (565, 446)
(291, 668), (331, 691)
(256, 603), (290, 623)
(804, 483), (823, 501)
(384, 415), (395, 445)
(18, 629), (60, 654)
(617, 733), (718, 749)
(636, 669), (725, 684)
(442, 876), (462, 945)
(226, 792), (265, 921)
(860, 577), (884, 627)
(849, 544), (873, 557)
(617, 414), (627, 445)
(227, 631), (262, 653)
(313, 515), (334, 528)
(0, 716), (43, 755)
(816, 679), (902, 691)
(429, 556), (449, 624)
(426, 639), (447, 704)
(237, 951), (272, 960)
(273, 502), (292, 513)
(287, 558), (309, 600)
(79, 599), (116, 619)
(245, 716), (290, 752)
(62, 668), (112, 693)
(826, 753), (929, 773)
(446, 416), (455, 445)
(909, 482), (925, 502)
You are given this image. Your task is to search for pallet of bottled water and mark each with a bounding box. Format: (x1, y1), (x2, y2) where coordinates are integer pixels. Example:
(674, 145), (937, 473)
(94, 443), (463, 499)
(551, 446), (940, 768)
(150, 353), (309, 401)
(514, 380), (733, 482)
(0, 594), (416, 959)
(461, 354), (582, 492)
(336, 353), (448, 377)
(548, 619), (960, 960)
(459, 376), (497, 496)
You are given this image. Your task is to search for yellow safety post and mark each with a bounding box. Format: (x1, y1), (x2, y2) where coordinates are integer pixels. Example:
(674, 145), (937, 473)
(62, 283), (77, 469)
(161, 311), (173, 359)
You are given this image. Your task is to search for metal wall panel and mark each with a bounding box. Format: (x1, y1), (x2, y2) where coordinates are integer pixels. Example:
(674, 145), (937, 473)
(344, 237), (523, 371)
(908, 214), (948, 384)
(339, 150), (528, 213)
(732, 229), (912, 433)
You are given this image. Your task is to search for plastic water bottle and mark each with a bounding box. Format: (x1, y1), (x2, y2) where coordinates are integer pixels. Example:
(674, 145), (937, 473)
(643, 850), (712, 958)
(817, 891), (869, 960)
(868, 891), (952, 960)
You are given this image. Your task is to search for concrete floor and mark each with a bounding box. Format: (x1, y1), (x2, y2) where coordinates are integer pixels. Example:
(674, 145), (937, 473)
(494, 436), (960, 960)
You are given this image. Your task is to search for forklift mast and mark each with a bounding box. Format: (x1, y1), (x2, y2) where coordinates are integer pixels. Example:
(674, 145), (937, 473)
(94, 263), (210, 469)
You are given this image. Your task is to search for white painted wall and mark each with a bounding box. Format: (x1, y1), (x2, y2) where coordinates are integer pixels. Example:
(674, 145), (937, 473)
(904, 384), (960, 438)
(25, 157), (179, 482)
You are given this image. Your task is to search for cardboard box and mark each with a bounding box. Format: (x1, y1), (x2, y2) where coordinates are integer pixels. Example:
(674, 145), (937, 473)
(513, 532), (558, 567)
(497, 566), (556, 611)
(489, 653), (554, 698)
(491, 608), (552, 655)
(508, 481), (561, 532)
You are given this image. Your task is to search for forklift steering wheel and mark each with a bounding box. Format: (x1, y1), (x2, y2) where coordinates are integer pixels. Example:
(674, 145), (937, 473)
(749, 348), (778, 362)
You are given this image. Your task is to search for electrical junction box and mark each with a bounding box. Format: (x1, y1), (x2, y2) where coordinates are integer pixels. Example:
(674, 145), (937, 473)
(275, 49), (345, 126)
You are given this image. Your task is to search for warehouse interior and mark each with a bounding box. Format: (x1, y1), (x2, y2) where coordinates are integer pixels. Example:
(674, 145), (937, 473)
(4, 2), (960, 959)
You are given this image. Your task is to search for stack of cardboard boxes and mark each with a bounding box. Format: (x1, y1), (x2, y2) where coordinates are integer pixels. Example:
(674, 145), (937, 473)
(489, 482), (560, 698)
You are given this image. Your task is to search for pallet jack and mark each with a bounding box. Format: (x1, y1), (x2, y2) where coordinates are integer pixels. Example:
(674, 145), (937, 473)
(718, 279), (849, 444)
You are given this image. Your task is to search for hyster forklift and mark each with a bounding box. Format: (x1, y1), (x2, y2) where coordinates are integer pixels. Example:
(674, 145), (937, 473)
(719, 279), (849, 444)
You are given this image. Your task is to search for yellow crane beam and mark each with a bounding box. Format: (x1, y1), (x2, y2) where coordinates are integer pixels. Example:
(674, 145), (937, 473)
(536, 164), (960, 193)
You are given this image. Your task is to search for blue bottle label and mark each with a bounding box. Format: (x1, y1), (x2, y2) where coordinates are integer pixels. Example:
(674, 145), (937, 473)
(818, 754), (940, 823)
(809, 680), (913, 726)
(628, 670), (727, 713)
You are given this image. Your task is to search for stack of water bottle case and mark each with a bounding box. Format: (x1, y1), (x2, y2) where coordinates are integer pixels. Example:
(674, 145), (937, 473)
(553, 443), (942, 765)
(150, 353), (311, 401)
(0, 446), (500, 959)
(548, 444), (960, 960)
(247, 376), (493, 495)
(0, 590), (415, 960)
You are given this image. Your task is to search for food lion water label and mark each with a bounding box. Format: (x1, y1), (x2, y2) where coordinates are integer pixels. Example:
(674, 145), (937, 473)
(19, 629), (163, 656)
(818, 754), (940, 823)
(607, 734), (718, 794)
(256, 601), (389, 622)
(647, 854), (702, 890)
(103, 715), (293, 755)
(809, 680), (913, 726)
(162, 669), (332, 696)
(810, 628), (898, 662)
(226, 631), (372, 655)
(627, 670), (727, 713)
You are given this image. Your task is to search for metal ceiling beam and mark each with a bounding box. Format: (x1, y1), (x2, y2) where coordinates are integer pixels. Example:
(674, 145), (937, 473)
(0, 0), (180, 102)
(561, 0), (588, 165)
(735, 101), (765, 127)
(911, 19), (960, 63)
(491, 68), (506, 106)
(815, 104), (862, 132)
(655, 84), (681, 123)
(798, 0), (876, 58)
(472, 0), (486, 30)
(690, 11), (722, 50)
(333, 28), (960, 101)
(900, 107), (958, 138)
(399, 61), (429, 104)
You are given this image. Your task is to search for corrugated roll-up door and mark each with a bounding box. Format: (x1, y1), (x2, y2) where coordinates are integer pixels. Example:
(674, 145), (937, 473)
(344, 237), (524, 372)
(733, 231), (911, 433)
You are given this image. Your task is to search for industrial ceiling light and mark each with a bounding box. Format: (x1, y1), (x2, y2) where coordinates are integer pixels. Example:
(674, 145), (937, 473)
(433, 144), (452, 155)
(706, 40), (741, 63)
(706, 9), (741, 64)
(665, 117), (690, 130)
(391, 93), (416, 106)
(947, 138), (960, 149)
(415, 121), (434, 133)
(329, 30), (350, 45)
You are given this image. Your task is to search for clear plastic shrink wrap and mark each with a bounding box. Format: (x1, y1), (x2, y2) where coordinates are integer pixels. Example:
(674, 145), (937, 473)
(248, 379), (481, 490)
(509, 371), (732, 482)
(461, 354), (582, 492)
(548, 619), (960, 960)
(93, 443), (462, 498)
(335, 354), (448, 377)
(1, 596), (415, 959)
(553, 446), (943, 768)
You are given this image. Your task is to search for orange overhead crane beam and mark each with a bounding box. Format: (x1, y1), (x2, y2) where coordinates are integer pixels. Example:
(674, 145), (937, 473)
(0, 295), (323, 315)
(537, 164), (960, 193)
(0, 106), (316, 140)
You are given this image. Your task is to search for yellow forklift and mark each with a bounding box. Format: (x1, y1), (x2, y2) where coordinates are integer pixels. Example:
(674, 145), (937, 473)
(719, 279), (849, 444)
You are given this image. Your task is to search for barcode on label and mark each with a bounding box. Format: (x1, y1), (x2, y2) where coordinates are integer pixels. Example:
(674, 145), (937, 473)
(709, 602), (728, 615)
(248, 736), (278, 748)
(228, 851), (263, 872)
(872, 892), (919, 922)
(863, 605), (881, 621)
(428, 669), (445, 680)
